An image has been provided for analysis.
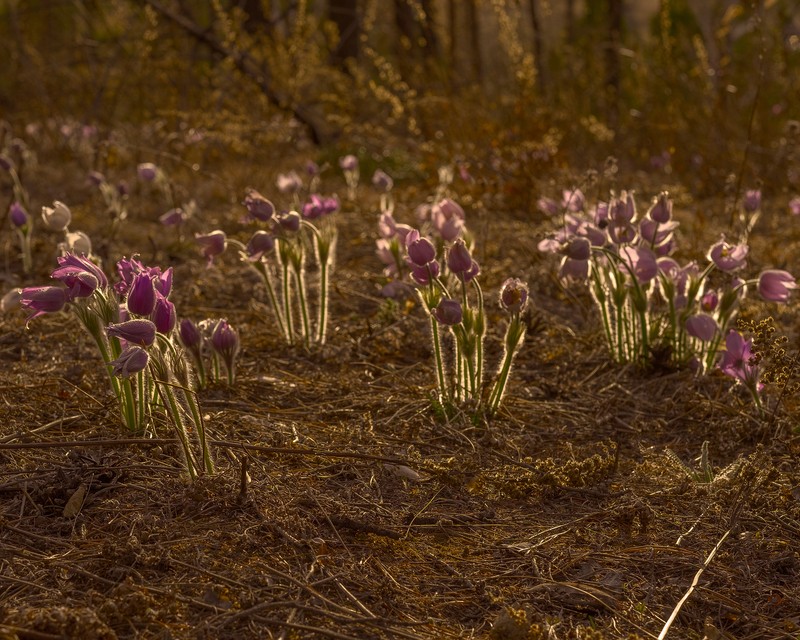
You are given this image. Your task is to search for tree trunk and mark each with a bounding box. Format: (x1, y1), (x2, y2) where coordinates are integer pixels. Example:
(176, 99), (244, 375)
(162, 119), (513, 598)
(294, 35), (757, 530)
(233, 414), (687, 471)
(328, 0), (360, 66)
(528, 0), (545, 93)
(465, 0), (482, 86)
(605, 0), (623, 130)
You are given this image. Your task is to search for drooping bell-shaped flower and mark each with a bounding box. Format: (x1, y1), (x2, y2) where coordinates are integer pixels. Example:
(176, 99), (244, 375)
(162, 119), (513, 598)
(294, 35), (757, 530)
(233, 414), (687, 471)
(276, 211), (301, 233)
(409, 259), (440, 285)
(564, 237), (591, 261)
(41, 201), (72, 231)
(462, 260), (481, 283)
(107, 319), (157, 346)
(405, 229), (436, 267)
(685, 314), (718, 342)
(137, 163), (158, 182)
(372, 169), (393, 192)
(196, 230), (227, 264)
(276, 171), (303, 194)
(431, 198), (465, 242)
(247, 231), (276, 261)
(499, 278), (529, 314)
(619, 246), (658, 283)
(433, 299), (463, 326)
(339, 154), (358, 172)
(243, 189), (275, 222)
(61, 231), (92, 256)
(648, 192), (672, 223)
(110, 345), (149, 378)
(20, 286), (67, 323)
(447, 239), (473, 274)
(757, 269), (797, 302)
(126, 273), (157, 316)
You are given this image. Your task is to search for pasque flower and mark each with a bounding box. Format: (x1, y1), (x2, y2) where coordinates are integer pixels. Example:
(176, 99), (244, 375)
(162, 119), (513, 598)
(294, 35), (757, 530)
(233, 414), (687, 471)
(20, 286), (67, 322)
(243, 189), (275, 222)
(743, 189), (761, 213)
(708, 238), (748, 272)
(339, 155), (358, 172)
(137, 163), (159, 182)
(447, 239), (473, 274)
(41, 201), (72, 231)
(757, 269), (797, 302)
(211, 319), (240, 383)
(685, 314), (718, 342)
(719, 330), (761, 388)
(246, 231), (275, 261)
(52, 253), (109, 289)
(434, 299), (463, 326)
(372, 169), (393, 192)
(151, 294), (176, 334)
(499, 278), (529, 313)
(196, 230), (227, 264)
(405, 230), (436, 267)
(107, 319), (157, 346)
(109, 345), (149, 378)
(127, 273), (157, 316)
(276, 171), (302, 194)
(179, 318), (202, 352)
(8, 202), (28, 228)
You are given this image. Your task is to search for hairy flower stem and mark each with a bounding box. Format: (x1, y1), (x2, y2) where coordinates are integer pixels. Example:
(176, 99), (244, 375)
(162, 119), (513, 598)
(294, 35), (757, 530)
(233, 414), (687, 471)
(253, 261), (289, 343)
(430, 316), (449, 405)
(184, 387), (214, 474)
(293, 264), (312, 350)
(280, 258), (294, 345)
(487, 315), (525, 415)
(157, 382), (198, 480)
(13, 228), (32, 274)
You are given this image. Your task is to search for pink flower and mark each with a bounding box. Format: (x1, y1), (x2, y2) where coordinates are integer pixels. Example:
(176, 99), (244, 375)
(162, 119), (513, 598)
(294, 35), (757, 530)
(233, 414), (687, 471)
(789, 197), (800, 216)
(708, 238), (748, 272)
(719, 330), (760, 389)
(757, 269), (797, 303)
(685, 314), (718, 342)
(619, 246), (658, 283)
(195, 231), (227, 264)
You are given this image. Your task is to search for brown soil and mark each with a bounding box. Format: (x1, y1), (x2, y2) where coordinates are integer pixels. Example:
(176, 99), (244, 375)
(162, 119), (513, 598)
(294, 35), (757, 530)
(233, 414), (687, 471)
(1, 154), (800, 640)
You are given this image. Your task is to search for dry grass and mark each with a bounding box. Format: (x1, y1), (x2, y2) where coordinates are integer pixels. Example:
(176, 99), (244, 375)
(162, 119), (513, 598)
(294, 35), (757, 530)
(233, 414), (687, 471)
(1, 144), (800, 640)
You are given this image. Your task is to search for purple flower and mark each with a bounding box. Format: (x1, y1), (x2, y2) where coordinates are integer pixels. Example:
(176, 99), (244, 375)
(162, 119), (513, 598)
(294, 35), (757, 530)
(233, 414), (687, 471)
(247, 231), (276, 261)
(708, 238), (748, 272)
(447, 239), (473, 274)
(433, 299), (463, 326)
(619, 246), (658, 283)
(607, 221), (637, 245)
(409, 260), (440, 285)
(179, 318), (203, 352)
(109, 346), (149, 378)
(372, 169), (393, 192)
(276, 211), (301, 232)
(137, 163), (158, 182)
(559, 257), (589, 280)
(719, 330), (760, 388)
(306, 160), (320, 176)
(196, 230), (227, 264)
(302, 194), (338, 219)
(20, 286), (67, 323)
(276, 171), (302, 194)
(115, 256), (146, 294)
(685, 314), (718, 342)
(378, 212), (397, 239)
(107, 319), (157, 346)
(462, 260), (481, 283)
(87, 170), (105, 187)
(41, 201), (72, 231)
(126, 273), (157, 316)
(743, 189), (761, 213)
(339, 154), (358, 172)
(51, 253), (108, 290)
(757, 269), (797, 303)
(562, 188), (585, 212)
(609, 191), (636, 224)
(499, 278), (529, 313)
(649, 192), (672, 223)
(243, 189), (275, 222)
(701, 290), (719, 312)
(537, 196), (559, 216)
(8, 202), (28, 228)
(789, 197), (800, 216)
(160, 208), (187, 226)
(431, 198), (465, 242)
(0, 155), (13, 171)
(564, 237), (591, 261)
(405, 230), (436, 267)
(151, 294), (176, 334)
(211, 319), (240, 380)
(154, 267), (173, 297)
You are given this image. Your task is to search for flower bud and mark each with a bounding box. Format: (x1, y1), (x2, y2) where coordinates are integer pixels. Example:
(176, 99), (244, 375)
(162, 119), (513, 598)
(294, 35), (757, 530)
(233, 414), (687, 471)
(757, 269), (797, 303)
(41, 201), (72, 231)
(243, 189), (275, 222)
(339, 154), (358, 172)
(110, 346), (149, 378)
(447, 239), (473, 274)
(195, 230), (227, 264)
(151, 294), (176, 333)
(179, 318), (203, 351)
(137, 163), (158, 182)
(372, 169), (393, 192)
(126, 273), (157, 316)
(8, 202), (28, 228)
(107, 319), (157, 346)
(433, 299), (463, 326)
(405, 230), (436, 267)
(499, 278), (529, 314)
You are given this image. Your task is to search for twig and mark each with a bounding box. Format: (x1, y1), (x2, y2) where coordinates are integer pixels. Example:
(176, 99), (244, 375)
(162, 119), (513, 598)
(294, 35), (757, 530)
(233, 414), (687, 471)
(658, 528), (731, 640)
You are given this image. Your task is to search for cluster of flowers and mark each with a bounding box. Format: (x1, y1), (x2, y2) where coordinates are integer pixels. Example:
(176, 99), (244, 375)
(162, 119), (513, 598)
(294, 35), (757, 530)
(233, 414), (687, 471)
(18, 253), (214, 479)
(538, 188), (796, 391)
(195, 185), (338, 349)
(376, 168), (529, 415)
(178, 317), (240, 388)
